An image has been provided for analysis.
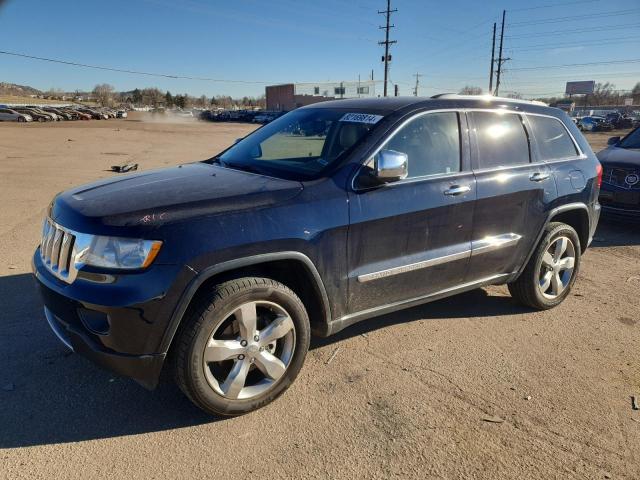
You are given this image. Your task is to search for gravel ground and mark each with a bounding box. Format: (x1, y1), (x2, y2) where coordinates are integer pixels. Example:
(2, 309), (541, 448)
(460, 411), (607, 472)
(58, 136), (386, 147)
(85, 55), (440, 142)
(0, 115), (638, 479)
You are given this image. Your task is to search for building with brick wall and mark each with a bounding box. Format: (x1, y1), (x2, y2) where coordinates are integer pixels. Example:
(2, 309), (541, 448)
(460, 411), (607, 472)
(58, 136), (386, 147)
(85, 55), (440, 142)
(266, 81), (377, 111)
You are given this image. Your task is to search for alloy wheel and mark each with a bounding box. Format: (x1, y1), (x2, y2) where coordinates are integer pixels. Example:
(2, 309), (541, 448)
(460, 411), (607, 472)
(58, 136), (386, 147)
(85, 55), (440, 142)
(538, 236), (576, 299)
(202, 300), (296, 400)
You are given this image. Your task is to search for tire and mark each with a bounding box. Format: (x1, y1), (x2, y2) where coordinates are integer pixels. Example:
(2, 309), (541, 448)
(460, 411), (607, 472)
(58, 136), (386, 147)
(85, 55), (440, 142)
(508, 222), (581, 310)
(172, 277), (310, 416)
(17, 116), (25, 123)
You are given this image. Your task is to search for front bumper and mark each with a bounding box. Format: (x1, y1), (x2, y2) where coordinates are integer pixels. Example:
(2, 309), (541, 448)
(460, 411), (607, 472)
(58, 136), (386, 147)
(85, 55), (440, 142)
(43, 306), (165, 389)
(599, 188), (640, 217)
(33, 249), (196, 389)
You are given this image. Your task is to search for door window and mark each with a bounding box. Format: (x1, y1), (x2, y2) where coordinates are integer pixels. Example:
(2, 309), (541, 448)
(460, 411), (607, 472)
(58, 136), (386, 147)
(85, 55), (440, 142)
(471, 111), (530, 168)
(384, 112), (461, 178)
(527, 115), (578, 160)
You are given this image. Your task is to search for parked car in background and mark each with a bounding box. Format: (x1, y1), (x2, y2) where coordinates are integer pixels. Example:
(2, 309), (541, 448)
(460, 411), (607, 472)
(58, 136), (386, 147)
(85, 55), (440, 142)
(42, 107), (73, 120)
(61, 108), (87, 120)
(0, 107), (32, 122)
(605, 112), (633, 129)
(578, 116), (614, 132)
(173, 110), (194, 118)
(597, 126), (640, 217)
(33, 95), (601, 416)
(116, 110), (128, 118)
(78, 107), (108, 120)
(13, 107), (52, 122)
(27, 106), (60, 121)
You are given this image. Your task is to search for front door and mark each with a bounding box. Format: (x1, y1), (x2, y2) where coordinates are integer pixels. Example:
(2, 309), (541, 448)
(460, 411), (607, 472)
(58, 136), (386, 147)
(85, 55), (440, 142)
(347, 110), (476, 314)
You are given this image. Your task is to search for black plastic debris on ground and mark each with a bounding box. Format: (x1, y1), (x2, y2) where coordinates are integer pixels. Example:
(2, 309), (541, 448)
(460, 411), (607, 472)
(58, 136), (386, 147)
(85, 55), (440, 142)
(110, 163), (138, 173)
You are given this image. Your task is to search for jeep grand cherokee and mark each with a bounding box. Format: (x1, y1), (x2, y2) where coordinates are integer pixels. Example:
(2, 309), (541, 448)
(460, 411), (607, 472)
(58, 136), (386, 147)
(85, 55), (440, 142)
(33, 95), (601, 416)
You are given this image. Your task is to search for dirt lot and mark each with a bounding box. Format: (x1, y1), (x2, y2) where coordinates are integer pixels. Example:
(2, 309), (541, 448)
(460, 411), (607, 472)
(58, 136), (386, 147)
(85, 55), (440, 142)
(1, 114), (638, 479)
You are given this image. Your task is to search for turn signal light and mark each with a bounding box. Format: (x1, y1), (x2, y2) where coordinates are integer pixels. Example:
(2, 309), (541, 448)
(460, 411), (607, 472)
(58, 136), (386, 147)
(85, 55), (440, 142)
(596, 163), (603, 188)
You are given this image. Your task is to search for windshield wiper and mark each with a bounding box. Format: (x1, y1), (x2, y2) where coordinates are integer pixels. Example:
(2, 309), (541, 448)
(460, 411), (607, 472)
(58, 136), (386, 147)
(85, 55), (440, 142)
(223, 162), (265, 175)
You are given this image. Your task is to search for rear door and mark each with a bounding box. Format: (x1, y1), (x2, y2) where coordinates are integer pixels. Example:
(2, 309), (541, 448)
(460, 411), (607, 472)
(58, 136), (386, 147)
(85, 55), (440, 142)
(347, 110), (476, 313)
(466, 110), (556, 282)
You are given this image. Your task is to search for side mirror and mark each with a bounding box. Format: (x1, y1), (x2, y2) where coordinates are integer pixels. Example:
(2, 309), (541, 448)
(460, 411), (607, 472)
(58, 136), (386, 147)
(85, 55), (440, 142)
(607, 136), (620, 146)
(374, 150), (408, 183)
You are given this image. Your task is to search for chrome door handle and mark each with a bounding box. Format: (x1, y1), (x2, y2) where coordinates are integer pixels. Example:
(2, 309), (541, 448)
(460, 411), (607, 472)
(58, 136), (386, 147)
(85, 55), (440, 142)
(444, 185), (471, 196)
(530, 172), (550, 182)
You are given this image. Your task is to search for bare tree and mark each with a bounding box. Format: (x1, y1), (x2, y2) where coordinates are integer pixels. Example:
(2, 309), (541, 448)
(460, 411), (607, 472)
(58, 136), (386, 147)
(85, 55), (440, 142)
(459, 85), (483, 95)
(632, 82), (640, 105)
(506, 91), (523, 99)
(92, 83), (115, 106)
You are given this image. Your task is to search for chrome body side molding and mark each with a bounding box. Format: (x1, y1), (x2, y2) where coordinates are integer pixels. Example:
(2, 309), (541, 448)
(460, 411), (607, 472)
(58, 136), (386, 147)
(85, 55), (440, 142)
(356, 233), (521, 283)
(357, 249), (470, 283)
(471, 233), (522, 256)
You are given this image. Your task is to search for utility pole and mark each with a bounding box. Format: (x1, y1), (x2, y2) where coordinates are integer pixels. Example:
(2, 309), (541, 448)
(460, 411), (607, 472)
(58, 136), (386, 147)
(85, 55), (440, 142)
(378, 0), (397, 97)
(494, 10), (510, 96)
(489, 22), (496, 94)
(394, 84), (399, 97)
(413, 73), (423, 96)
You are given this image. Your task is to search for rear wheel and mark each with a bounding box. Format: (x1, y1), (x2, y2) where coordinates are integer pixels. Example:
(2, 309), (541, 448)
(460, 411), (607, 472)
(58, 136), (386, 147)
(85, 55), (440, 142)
(508, 222), (581, 309)
(17, 116), (25, 123)
(173, 277), (310, 416)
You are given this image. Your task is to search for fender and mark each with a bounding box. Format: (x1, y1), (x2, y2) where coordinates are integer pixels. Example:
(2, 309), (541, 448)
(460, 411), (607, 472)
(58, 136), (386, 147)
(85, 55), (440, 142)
(511, 202), (590, 280)
(158, 251), (332, 353)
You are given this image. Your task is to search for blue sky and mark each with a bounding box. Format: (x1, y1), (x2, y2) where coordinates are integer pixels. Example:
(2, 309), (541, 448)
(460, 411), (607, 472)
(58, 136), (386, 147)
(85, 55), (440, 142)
(0, 0), (638, 99)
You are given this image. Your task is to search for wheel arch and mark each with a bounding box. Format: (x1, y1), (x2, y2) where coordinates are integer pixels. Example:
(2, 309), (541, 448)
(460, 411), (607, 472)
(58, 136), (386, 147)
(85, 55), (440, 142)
(160, 252), (332, 354)
(512, 202), (590, 281)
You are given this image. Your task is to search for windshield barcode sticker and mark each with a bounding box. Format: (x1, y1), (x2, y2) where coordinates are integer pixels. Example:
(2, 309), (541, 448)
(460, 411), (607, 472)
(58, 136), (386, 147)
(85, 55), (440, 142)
(339, 113), (383, 124)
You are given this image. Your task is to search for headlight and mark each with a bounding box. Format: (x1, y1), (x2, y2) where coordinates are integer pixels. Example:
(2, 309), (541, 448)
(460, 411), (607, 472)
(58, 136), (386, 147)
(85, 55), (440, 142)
(75, 234), (162, 269)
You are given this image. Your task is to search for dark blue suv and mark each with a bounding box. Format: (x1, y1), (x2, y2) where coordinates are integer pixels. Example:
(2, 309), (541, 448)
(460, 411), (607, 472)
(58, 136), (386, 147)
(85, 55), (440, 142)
(33, 95), (601, 415)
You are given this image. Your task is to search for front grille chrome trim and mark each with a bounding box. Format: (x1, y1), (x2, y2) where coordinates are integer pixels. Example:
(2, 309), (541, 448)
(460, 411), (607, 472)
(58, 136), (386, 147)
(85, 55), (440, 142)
(39, 218), (80, 284)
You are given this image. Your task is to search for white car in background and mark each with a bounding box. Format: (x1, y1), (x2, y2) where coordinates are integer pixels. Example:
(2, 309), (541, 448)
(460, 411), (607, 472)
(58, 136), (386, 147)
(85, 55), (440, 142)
(0, 108), (33, 122)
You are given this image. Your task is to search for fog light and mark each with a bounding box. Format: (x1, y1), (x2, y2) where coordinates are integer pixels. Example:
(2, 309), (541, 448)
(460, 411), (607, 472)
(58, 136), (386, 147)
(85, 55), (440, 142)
(78, 308), (110, 335)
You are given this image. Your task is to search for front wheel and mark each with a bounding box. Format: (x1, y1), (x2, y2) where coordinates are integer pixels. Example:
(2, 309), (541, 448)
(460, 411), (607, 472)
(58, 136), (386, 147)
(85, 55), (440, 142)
(508, 222), (581, 309)
(17, 116), (25, 123)
(172, 277), (310, 416)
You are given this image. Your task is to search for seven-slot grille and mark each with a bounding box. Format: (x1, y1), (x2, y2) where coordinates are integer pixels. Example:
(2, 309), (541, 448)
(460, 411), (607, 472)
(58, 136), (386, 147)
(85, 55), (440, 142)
(604, 166), (640, 190)
(40, 218), (76, 283)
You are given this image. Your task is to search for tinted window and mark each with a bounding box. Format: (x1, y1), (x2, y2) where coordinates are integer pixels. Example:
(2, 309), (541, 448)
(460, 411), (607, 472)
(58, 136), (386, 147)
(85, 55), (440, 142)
(619, 127), (640, 149)
(384, 112), (460, 178)
(218, 108), (380, 180)
(471, 111), (530, 168)
(528, 115), (578, 160)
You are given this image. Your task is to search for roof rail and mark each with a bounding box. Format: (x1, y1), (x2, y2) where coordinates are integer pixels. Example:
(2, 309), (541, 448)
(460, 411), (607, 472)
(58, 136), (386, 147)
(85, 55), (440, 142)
(430, 93), (548, 107)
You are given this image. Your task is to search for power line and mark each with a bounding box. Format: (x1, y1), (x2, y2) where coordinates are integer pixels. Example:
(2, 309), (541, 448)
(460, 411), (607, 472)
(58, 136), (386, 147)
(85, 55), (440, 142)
(509, 58), (640, 71)
(0, 50), (276, 84)
(505, 22), (639, 38)
(509, 35), (640, 52)
(508, 8), (637, 27)
(378, 0), (397, 97)
(508, 0), (601, 12)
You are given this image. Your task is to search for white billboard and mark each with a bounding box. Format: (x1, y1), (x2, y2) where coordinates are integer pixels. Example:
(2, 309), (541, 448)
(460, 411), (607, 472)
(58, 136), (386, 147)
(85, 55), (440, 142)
(565, 81), (595, 95)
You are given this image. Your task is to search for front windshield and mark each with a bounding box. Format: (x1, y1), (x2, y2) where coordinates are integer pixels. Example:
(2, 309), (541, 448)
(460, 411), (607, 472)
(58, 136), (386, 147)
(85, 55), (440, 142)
(619, 128), (640, 149)
(216, 108), (384, 180)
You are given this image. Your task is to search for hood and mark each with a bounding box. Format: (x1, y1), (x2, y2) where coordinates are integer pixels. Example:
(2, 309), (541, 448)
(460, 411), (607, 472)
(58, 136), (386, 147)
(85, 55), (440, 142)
(51, 162), (303, 230)
(597, 146), (640, 167)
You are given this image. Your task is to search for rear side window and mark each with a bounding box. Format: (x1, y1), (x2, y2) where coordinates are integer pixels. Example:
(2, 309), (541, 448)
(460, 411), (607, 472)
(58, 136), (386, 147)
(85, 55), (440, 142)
(471, 111), (530, 168)
(385, 112), (461, 178)
(528, 115), (578, 160)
